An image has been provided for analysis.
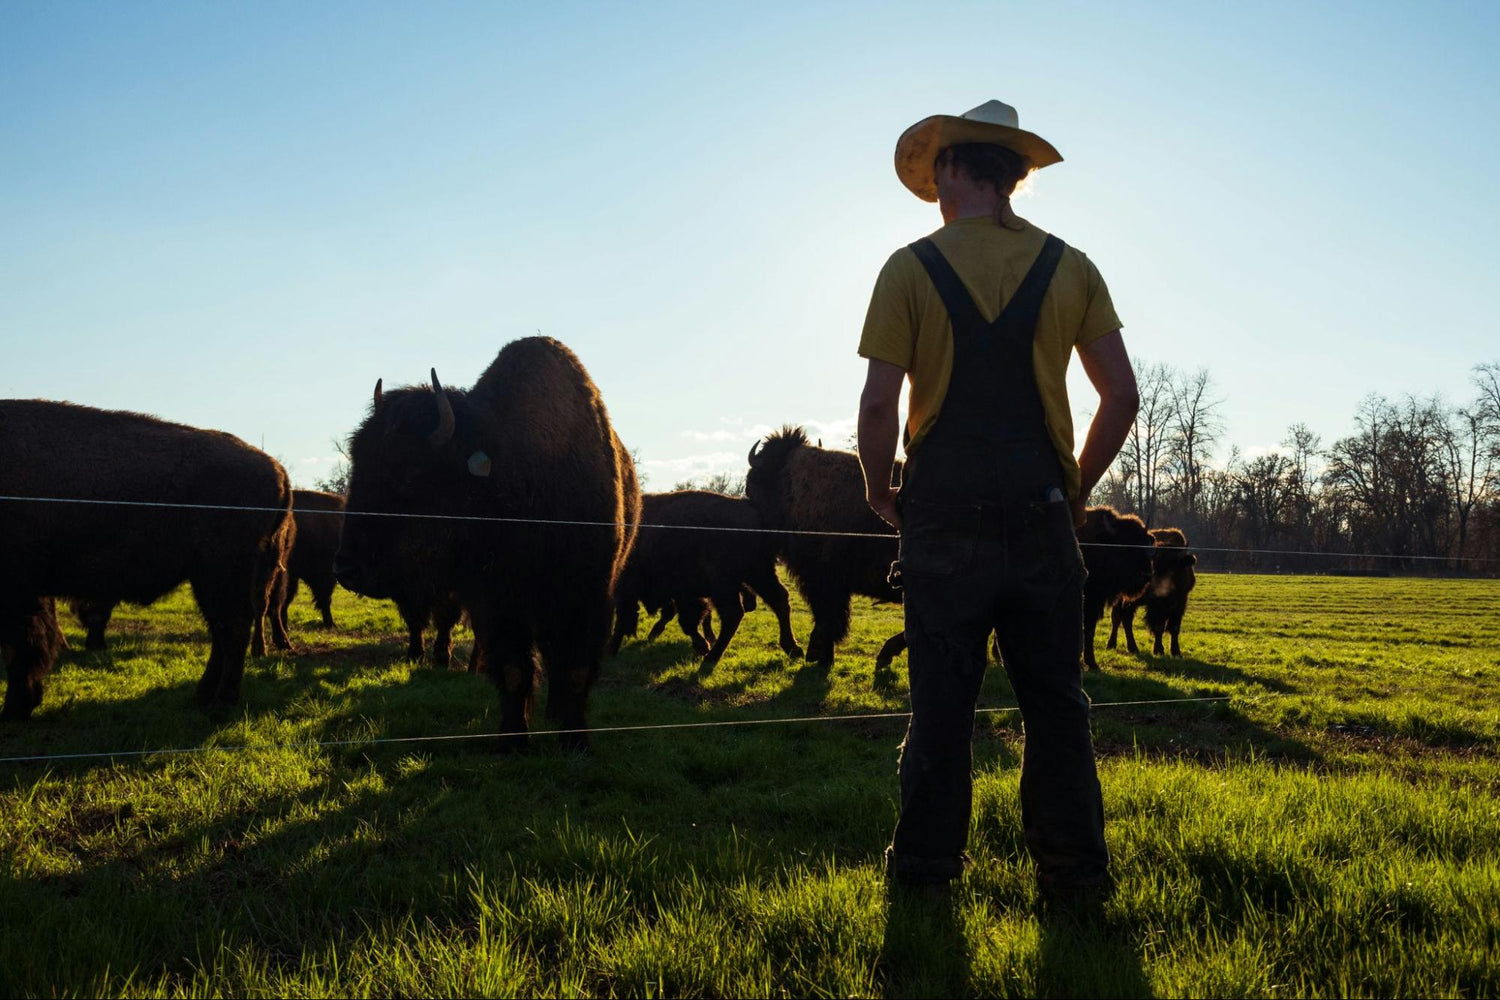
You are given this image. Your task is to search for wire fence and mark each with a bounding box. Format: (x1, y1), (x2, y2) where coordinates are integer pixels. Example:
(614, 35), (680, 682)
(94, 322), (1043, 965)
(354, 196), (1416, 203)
(0, 696), (1231, 766)
(3, 493), (1496, 566)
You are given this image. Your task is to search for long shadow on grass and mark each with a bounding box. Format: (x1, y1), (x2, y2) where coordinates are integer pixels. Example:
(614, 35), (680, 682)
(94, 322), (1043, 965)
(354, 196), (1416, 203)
(1036, 906), (1151, 999)
(967, 657), (1318, 766)
(1124, 653), (1297, 694)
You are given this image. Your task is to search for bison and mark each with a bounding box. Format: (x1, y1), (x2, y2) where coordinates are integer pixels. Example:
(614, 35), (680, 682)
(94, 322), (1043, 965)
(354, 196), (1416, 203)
(610, 490), (801, 667)
(333, 337), (640, 751)
(1076, 505), (1155, 671)
(745, 426), (901, 667)
(1108, 527), (1197, 657)
(0, 400), (294, 718)
(64, 489), (341, 653)
(272, 489), (346, 634)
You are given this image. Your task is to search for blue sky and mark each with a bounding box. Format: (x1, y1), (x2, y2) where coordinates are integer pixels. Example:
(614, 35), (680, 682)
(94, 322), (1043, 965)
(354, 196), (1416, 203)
(3, 0), (1496, 488)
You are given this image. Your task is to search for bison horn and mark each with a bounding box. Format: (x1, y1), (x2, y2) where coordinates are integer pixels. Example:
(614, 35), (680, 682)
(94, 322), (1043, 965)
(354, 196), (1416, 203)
(429, 368), (455, 448)
(747, 440), (762, 467)
(373, 378), (384, 412)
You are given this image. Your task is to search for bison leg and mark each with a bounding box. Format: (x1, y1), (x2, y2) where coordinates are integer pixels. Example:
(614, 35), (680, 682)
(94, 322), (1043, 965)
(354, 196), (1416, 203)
(803, 582), (852, 667)
(431, 597), (461, 669)
(190, 578), (254, 709)
(277, 577), (299, 640)
(0, 596), (63, 721)
(1168, 612), (1184, 657)
(1081, 594), (1105, 671)
(254, 561), (292, 655)
(746, 567), (802, 659)
(308, 575), (337, 629)
(739, 585), (758, 613)
(608, 596), (639, 656)
(676, 599), (712, 657)
(644, 603), (673, 643)
(537, 594), (610, 754)
(395, 596), (428, 663)
(473, 607), (538, 752)
(1121, 604), (1141, 655)
(250, 610), (267, 658)
(699, 587), (745, 671)
(267, 571), (293, 651)
(874, 630), (907, 671)
(71, 599), (114, 652)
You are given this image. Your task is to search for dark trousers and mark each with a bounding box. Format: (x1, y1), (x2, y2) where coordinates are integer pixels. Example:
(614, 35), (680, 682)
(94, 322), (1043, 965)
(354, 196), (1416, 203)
(887, 497), (1109, 889)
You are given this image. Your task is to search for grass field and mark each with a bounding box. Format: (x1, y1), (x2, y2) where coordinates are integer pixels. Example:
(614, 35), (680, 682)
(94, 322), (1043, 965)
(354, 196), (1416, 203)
(2, 573), (1498, 997)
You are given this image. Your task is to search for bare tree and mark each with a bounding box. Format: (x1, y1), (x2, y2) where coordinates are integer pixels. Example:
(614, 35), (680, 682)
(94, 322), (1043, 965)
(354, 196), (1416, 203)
(1116, 360), (1177, 525)
(1438, 374), (1500, 563)
(314, 437), (350, 496)
(1166, 367), (1222, 524)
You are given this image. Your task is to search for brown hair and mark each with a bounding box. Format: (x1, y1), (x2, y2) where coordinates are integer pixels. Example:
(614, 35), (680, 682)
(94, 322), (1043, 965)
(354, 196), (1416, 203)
(934, 142), (1032, 229)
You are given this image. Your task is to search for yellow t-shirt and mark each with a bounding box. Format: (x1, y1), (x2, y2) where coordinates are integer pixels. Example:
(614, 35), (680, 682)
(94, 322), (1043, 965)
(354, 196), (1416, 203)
(858, 215), (1121, 500)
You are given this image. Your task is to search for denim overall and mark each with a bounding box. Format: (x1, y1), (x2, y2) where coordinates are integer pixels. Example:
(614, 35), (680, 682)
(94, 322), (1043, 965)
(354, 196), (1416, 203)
(888, 232), (1109, 890)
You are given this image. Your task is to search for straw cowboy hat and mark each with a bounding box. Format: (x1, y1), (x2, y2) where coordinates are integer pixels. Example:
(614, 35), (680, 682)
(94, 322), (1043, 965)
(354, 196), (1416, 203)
(894, 99), (1062, 202)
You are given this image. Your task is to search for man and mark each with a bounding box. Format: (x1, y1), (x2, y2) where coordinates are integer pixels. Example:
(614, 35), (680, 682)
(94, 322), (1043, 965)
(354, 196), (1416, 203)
(857, 100), (1139, 896)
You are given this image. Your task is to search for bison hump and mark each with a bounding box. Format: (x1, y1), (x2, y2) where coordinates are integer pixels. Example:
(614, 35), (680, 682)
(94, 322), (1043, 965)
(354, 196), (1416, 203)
(469, 337), (609, 460)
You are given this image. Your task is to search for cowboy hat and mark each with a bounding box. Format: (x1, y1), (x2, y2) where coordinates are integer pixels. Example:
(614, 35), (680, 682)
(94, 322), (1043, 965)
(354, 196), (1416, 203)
(894, 99), (1062, 202)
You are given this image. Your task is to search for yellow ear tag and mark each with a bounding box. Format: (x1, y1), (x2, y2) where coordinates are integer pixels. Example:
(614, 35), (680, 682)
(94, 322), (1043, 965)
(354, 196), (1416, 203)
(468, 451), (492, 477)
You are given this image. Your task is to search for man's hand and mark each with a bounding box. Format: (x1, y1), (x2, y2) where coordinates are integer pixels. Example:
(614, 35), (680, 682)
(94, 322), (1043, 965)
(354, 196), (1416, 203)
(868, 485), (902, 531)
(1069, 495), (1087, 529)
(858, 358), (907, 532)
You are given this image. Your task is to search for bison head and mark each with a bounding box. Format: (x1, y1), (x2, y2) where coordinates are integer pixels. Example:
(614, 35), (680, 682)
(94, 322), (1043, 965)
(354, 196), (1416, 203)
(1081, 506), (1155, 603)
(333, 369), (492, 598)
(1149, 528), (1197, 597)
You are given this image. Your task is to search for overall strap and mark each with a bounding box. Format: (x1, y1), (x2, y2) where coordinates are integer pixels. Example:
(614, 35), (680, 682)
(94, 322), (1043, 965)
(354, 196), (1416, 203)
(994, 234), (1066, 332)
(907, 238), (985, 330)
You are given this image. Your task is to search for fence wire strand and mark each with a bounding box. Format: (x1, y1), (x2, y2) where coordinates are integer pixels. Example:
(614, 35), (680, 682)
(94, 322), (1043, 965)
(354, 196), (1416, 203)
(0, 695), (1231, 766)
(1, 494), (1494, 564)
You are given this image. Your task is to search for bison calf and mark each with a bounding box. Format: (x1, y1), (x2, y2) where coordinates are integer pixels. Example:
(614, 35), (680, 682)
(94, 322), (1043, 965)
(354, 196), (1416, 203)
(1077, 505), (1154, 671)
(611, 491), (800, 668)
(1108, 527), (1196, 657)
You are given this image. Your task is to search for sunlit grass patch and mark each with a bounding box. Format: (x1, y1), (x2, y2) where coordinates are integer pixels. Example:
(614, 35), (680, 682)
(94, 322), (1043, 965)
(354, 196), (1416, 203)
(0, 574), (1498, 996)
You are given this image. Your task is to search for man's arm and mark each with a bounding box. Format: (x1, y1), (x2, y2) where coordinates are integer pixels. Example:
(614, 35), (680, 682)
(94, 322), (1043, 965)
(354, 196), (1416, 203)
(1074, 329), (1139, 526)
(858, 358), (906, 530)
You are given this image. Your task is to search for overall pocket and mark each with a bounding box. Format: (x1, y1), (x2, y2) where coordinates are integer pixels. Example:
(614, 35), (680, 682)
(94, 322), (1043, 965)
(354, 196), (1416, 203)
(898, 499), (982, 576)
(1015, 499), (1086, 591)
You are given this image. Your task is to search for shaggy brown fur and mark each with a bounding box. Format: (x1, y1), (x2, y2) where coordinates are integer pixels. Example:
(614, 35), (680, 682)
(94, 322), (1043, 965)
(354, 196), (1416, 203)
(1077, 505), (1155, 671)
(334, 337), (641, 751)
(1108, 527), (1197, 657)
(610, 491), (800, 667)
(0, 400), (293, 717)
(745, 426), (901, 667)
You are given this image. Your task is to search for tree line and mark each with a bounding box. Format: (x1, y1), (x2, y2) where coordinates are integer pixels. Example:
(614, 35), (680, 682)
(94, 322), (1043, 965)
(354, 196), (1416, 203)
(1091, 361), (1500, 576)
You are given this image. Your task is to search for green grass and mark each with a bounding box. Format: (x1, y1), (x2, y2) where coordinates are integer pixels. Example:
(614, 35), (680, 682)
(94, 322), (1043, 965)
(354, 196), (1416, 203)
(2, 574), (1498, 997)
